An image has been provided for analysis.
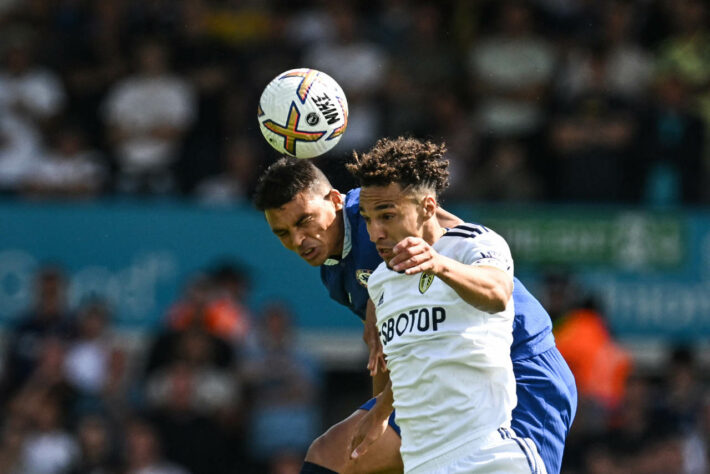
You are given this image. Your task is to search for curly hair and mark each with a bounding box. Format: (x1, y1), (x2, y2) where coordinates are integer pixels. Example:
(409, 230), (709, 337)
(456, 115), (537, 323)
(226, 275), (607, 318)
(347, 137), (449, 195)
(253, 157), (331, 210)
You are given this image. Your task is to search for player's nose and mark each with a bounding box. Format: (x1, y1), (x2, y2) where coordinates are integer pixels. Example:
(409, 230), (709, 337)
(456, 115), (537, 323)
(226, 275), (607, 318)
(291, 229), (307, 248)
(369, 222), (385, 242)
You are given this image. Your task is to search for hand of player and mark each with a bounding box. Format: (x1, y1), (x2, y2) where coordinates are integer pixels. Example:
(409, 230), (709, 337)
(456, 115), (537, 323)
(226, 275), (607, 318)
(390, 236), (443, 276)
(349, 404), (391, 461)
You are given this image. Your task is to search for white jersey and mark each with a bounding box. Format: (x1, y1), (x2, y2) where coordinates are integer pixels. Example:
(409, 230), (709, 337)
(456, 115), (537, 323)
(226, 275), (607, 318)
(367, 224), (518, 472)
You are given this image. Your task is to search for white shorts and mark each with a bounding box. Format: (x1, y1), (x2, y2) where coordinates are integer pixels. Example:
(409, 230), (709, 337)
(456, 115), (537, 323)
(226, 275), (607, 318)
(409, 427), (546, 474)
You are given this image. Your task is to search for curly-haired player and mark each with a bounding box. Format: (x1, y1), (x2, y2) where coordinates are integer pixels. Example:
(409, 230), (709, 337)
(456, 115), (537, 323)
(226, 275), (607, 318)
(254, 137), (576, 474)
(350, 137), (555, 473)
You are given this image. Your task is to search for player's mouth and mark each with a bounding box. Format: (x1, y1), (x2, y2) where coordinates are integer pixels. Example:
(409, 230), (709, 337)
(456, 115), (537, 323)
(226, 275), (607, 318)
(377, 247), (393, 259)
(300, 247), (319, 261)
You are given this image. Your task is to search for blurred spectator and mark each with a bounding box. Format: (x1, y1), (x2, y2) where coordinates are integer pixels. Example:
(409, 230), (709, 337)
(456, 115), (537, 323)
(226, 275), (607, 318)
(167, 264), (253, 346)
(539, 271), (581, 324)
(546, 43), (638, 202)
(146, 276), (234, 376)
(63, 299), (113, 397)
(145, 345), (238, 416)
(0, 112), (41, 193)
(145, 361), (238, 474)
(0, 415), (27, 474)
(123, 418), (189, 474)
(20, 394), (79, 474)
(4, 266), (74, 392)
(632, 70), (705, 205)
(59, 1), (129, 144)
(194, 137), (261, 205)
(0, 26), (66, 134)
(428, 90), (478, 199)
(103, 38), (196, 195)
(655, 0), (710, 120)
(0, 25), (65, 194)
(382, 4), (458, 138)
(69, 413), (120, 474)
(23, 124), (107, 199)
(303, 5), (388, 151)
(467, 0), (557, 139)
(555, 0), (653, 103)
(241, 303), (321, 463)
(555, 300), (632, 411)
(655, 347), (705, 436)
(467, 137), (542, 201)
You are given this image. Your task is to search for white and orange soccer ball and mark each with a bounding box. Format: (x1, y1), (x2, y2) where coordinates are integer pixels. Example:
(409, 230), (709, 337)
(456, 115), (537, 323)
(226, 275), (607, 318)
(257, 68), (348, 159)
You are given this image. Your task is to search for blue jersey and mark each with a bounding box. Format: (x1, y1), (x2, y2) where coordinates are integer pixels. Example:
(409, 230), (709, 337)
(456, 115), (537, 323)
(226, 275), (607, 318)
(320, 189), (383, 320)
(320, 189), (555, 361)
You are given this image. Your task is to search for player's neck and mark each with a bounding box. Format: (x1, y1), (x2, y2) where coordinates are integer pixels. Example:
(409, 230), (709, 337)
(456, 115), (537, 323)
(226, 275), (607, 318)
(421, 217), (445, 246)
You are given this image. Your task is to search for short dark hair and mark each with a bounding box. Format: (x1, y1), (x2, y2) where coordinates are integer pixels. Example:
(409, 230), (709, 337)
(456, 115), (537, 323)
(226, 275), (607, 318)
(253, 157), (331, 210)
(346, 137), (449, 195)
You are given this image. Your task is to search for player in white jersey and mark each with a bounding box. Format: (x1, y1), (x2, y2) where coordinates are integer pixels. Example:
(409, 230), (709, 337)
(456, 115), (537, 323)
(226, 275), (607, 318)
(346, 137), (546, 473)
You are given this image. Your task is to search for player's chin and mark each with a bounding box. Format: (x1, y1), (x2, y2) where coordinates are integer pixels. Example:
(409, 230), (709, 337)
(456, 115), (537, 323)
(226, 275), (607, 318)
(301, 250), (327, 266)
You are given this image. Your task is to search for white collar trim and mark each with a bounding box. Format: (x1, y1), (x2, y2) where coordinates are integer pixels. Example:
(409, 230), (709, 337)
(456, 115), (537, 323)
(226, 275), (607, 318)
(323, 208), (351, 266)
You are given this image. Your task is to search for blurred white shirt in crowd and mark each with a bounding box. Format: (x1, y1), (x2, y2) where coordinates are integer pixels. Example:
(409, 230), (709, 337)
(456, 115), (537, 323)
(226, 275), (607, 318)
(103, 76), (195, 174)
(22, 431), (79, 474)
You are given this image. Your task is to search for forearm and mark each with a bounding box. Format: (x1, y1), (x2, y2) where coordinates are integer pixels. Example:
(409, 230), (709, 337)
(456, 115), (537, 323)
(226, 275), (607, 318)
(365, 301), (390, 397)
(373, 379), (394, 418)
(434, 258), (512, 313)
(372, 366), (389, 397)
(364, 299), (388, 395)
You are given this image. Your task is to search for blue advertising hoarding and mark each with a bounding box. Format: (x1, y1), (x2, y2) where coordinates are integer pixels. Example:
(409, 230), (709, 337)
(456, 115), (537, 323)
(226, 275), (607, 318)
(2, 199), (709, 340)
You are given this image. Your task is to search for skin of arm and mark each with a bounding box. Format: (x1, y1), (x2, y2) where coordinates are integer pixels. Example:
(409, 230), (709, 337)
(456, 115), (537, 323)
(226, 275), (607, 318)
(364, 299), (389, 395)
(349, 379), (395, 460)
(389, 237), (513, 313)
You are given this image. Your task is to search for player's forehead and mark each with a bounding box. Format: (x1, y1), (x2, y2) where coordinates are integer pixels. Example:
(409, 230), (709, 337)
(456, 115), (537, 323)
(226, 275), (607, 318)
(359, 183), (408, 211)
(265, 189), (326, 224)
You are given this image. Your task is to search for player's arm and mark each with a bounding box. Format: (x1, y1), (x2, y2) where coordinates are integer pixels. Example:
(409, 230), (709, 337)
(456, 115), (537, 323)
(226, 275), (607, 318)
(349, 379), (394, 461)
(436, 207), (463, 228)
(364, 299), (389, 396)
(390, 237), (513, 313)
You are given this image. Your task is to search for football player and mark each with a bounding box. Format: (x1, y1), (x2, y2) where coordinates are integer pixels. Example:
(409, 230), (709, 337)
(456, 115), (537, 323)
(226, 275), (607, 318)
(253, 140), (576, 474)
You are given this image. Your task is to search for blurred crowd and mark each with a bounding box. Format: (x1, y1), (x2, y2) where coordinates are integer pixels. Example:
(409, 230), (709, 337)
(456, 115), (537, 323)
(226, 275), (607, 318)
(2, 0), (710, 473)
(1, 263), (709, 474)
(0, 0), (707, 204)
(0, 264), (322, 473)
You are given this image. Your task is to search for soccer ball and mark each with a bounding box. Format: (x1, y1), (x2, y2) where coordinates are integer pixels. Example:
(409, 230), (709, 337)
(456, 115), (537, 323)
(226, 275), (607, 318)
(257, 68), (349, 159)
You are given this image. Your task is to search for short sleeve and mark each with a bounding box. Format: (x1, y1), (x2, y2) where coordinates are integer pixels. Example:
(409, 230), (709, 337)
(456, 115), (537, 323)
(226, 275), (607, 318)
(450, 224), (514, 277)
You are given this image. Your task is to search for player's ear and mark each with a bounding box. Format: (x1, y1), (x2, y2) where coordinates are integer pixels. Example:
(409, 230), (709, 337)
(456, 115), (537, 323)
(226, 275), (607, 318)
(328, 189), (344, 211)
(421, 195), (437, 219)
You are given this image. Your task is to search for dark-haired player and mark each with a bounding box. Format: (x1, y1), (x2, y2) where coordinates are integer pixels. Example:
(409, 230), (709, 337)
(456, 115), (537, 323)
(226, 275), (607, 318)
(253, 139), (576, 474)
(349, 137), (545, 472)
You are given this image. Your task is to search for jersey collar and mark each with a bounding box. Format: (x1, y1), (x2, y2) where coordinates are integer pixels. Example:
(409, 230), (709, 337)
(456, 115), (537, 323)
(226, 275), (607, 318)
(323, 208), (351, 266)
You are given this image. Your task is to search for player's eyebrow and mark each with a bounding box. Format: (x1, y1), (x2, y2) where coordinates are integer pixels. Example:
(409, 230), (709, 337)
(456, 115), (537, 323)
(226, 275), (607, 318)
(374, 203), (395, 211)
(295, 213), (311, 226)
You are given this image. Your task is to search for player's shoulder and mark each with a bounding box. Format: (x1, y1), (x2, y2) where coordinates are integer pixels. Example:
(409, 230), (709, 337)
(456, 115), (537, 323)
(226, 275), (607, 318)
(368, 260), (389, 283)
(441, 222), (492, 239)
(343, 188), (362, 219)
(345, 188), (361, 206)
(440, 223), (507, 245)
(437, 222), (511, 255)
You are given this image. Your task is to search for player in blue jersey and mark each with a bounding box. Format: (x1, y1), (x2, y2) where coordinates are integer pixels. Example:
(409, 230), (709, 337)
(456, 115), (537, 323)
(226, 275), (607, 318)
(253, 148), (577, 474)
